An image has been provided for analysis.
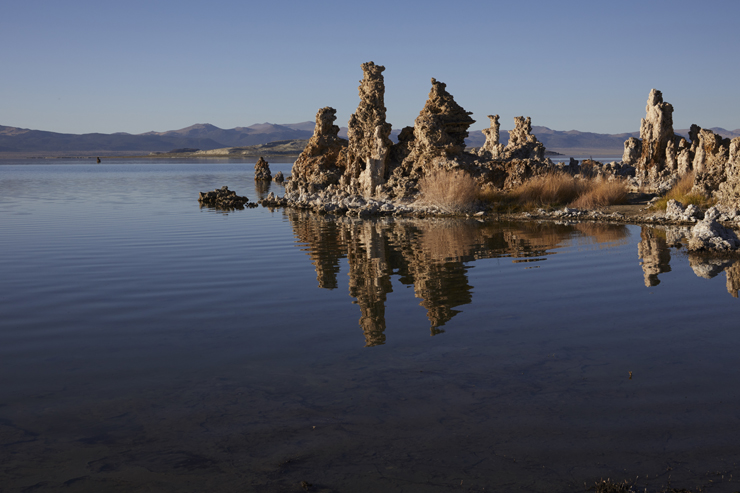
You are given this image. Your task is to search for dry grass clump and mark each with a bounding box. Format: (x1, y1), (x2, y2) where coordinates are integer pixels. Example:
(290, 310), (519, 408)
(650, 172), (714, 210)
(570, 180), (629, 209)
(513, 173), (587, 206)
(418, 169), (480, 213)
(481, 172), (629, 212)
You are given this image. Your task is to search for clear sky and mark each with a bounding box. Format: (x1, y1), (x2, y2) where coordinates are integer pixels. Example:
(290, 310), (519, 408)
(2, 0), (738, 135)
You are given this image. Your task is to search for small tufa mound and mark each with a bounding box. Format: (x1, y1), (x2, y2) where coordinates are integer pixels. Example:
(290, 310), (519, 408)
(273, 170), (285, 183)
(254, 157), (272, 181)
(198, 185), (251, 210)
(687, 206), (740, 253)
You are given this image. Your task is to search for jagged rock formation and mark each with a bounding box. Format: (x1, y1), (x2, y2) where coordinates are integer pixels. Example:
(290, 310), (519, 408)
(273, 170), (284, 183)
(198, 186), (251, 210)
(623, 89), (738, 199)
(409, 78), (476, 158)
(692, 129), (733, 195)
(622, 137), (642, 165)
(254, 157), (272, 181)
(635, 89), (675, 184)
(288, 107), (348, 192)
(286, 62), (553, 207)
(504, 117), (545, 160)
(478, 115), (504, 159)
(343, 62), (394, 197)
(717, 138), (740, 207)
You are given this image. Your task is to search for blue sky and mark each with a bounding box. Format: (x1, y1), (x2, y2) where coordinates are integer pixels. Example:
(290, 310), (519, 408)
(1, 0), (738, 135)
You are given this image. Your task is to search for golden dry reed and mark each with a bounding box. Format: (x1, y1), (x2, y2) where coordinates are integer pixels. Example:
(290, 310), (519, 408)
(510, 172), (628, 210)
(419, 169), (629, 213)
(650, 172), (714, 210)
(418, 169), (480, 213)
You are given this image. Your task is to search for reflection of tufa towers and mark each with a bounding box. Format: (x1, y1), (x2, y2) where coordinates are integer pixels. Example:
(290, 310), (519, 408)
(345, 222), (393, 347)
(287, 211), (629, 346)
(726, 262), (740, 298)
(637, 227), (671, 286)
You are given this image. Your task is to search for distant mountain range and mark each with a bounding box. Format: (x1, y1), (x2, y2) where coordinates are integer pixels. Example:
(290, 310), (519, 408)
(1, 122), (738, 158)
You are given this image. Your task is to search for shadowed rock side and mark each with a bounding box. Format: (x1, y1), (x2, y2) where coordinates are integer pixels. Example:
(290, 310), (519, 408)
(254, 157), (271, 181)
(286, 212), (629, 346)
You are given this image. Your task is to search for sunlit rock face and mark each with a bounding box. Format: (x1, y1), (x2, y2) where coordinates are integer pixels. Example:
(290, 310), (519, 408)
(383, 77), (477, 199)
(717, 137), (740, 208)
(289, 62), (556, 203)
(409, 78), (476, 158)
(622, 89), (737, 196)
(344, 61), (394, 198)
(504, 116), (545, 160)
(692, 129), (733, 196)
(687, 207), (740, 253)
(288, 107), (348, 193)
(478, 115), (504, 159)
(635, 89), (675, 184)
(623, 137), (642, 166)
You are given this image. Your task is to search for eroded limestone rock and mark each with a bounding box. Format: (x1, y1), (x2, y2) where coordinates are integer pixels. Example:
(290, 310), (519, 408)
(408, 78), (475, 159)
(344, 62), (394, 197)
(478, 115), (504, 159)
(636, 89), (675, 183)
(504, 116), (545, 160)
(623, 137), (642, 166)
(717, 137), (740, 208)
(692, 128), (732, 195)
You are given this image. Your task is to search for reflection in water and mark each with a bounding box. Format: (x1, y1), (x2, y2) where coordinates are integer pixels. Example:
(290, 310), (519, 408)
(640, 225), (740, 297)
(288, 211), (630, 346)
(254, 180), (271, 200)
(637, 228), (671, 286)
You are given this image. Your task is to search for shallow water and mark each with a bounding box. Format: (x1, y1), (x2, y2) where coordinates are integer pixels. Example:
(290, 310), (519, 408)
(1, 160), (740, 492)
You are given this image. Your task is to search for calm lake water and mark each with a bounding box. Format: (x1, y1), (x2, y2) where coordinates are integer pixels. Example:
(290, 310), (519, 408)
(1, 159), (740, 492)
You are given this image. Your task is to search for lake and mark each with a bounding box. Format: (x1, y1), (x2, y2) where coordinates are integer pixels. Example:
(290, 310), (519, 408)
(1, 159), (739, 492)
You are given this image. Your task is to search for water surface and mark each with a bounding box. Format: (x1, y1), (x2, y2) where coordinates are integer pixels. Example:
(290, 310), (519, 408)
(1, 160), (739, 492)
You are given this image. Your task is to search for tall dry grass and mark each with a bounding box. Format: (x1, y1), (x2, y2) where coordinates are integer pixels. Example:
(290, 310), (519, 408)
(650, 172), (714, 210)
(418, 169), (480, 213)
(513, 173), (587, 206)
(480, 172), (629, 211)
(570, 180), (629, 209)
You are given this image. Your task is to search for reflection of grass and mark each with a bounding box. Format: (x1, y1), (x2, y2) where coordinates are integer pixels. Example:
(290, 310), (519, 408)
(651, 172), (714, 210)
(418, 169), (480, 213)
(482, 173), (628, 212)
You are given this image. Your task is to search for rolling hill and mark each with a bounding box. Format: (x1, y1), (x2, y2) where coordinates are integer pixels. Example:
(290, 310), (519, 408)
(1, 121), (737, 158)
